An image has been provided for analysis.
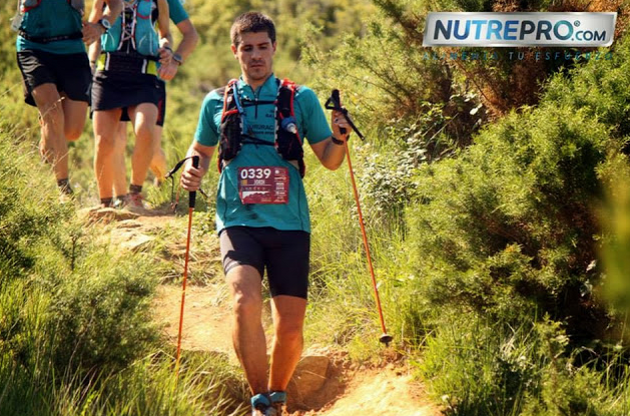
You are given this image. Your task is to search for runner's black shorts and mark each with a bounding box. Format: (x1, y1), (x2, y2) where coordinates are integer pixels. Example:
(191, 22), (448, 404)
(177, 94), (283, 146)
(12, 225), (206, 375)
(219, 226), (310, 299)
(120, 79), (166, 126)
(91, 70), (161, 112)
(16, 49), (91, 107)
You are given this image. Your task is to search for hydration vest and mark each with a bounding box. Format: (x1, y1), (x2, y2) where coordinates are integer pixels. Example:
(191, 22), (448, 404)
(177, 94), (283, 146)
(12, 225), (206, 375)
(19, 0), (84, 43)
(101, 0), (159, 57)
(218, 78), (306, 177)
(21, 0), (84, 15)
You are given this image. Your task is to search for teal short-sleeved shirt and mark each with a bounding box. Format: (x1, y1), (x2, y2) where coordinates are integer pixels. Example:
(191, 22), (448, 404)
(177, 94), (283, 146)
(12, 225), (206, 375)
(16, 0), (85, 55)
(167, 0), (189, 24)
(195, 75), (332, 234)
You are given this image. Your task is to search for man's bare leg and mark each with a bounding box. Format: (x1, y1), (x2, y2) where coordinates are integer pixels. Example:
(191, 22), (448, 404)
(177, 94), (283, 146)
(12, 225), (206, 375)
(128, 103), (157, 190)
(61, 92), (87, 142)
(31, 83), (68, 180)
(93, 108), (123, 202)
(112, 122), (129, 198)
(226, 264), (269, 394)
(268, 295), (307, 392)
(150, 125), (168, 183)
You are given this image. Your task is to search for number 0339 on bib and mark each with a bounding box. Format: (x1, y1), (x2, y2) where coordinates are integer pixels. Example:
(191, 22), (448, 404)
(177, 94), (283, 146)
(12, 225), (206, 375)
(238, 167), (290, 205)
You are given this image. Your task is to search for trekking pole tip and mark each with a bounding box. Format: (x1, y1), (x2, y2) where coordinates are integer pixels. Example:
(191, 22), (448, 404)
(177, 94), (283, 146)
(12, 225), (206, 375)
(379, 333), (393, 347)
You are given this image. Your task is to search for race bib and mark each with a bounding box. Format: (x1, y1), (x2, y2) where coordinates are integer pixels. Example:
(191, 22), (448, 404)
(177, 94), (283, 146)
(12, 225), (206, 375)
(238, 167), (289, 204)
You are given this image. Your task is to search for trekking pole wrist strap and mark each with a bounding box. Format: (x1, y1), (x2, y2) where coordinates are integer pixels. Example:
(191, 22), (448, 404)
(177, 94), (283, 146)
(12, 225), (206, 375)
(331, 135), (344, 145)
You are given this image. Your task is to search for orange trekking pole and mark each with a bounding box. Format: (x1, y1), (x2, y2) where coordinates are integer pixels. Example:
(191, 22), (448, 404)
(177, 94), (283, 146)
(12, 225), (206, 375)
(325, 90), (393, 347)
(170, 155), (200, 375)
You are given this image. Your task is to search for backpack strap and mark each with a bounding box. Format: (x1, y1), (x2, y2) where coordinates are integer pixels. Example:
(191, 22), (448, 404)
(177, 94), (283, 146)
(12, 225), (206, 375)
(69, 0), (84, 15)
(21, 0), (42, 13)
(276, 78), (305, 177)
(220, 79), (239, 122)
(217, 79), (239, 174)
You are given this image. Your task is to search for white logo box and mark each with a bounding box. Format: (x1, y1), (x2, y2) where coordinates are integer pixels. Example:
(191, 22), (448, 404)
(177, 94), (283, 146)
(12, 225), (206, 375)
(423, 12), (617, 47)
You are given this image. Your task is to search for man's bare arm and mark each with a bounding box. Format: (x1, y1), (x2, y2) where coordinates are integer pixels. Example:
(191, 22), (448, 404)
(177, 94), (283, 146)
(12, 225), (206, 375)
(309, 109), (350, 170)
(181, 142), (215, 192)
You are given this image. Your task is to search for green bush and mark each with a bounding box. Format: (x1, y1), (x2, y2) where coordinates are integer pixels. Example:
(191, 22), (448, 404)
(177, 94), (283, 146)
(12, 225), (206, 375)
(598, 153), (630, 319)
(419, 317), (549, 416)
(0, 132), (159, 413)
(420, 316), (630, 416)
(49, 251), (158, 374)
(77, 351), (248, 416)
(392, 29), (630, 416)
(405, 104), (607, 340)
(403, 39), (630, 337)
(0, 140), (73, 280)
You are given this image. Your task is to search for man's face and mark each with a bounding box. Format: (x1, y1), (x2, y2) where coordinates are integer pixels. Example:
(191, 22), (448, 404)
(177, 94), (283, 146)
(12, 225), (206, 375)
(232, 31), (276, 84)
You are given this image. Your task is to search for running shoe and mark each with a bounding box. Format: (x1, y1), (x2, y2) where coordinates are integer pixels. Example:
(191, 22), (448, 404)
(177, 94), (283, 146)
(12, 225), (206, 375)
(125, 192), (147, 214)
(59, 183), (73, 196)
(58, 183), (74, 203)
(269, 391), (287, 416)
(112, 194), (128, 209)
(251, 393), (279, 416)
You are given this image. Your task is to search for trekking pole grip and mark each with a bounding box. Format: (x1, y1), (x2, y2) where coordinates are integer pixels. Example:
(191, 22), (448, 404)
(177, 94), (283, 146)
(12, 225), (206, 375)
(331, 89), (347, 136)
(189, 155), (199, 208)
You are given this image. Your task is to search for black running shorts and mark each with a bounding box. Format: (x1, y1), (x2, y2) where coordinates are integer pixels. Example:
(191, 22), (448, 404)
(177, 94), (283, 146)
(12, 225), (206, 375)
(120, 79), (166, 126)
(16, 49), (91, 107)
(219, 226), (310, 299)
(91, 71), (160, 112)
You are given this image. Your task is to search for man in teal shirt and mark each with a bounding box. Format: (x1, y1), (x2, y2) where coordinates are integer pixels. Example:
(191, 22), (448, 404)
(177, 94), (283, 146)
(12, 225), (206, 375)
(16, 0), (121, 195)
(181, 11), (350, 416)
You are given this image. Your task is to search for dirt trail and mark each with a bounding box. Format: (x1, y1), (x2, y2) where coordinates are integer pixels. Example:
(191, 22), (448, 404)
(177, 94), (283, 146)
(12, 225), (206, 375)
(303, 368), (440, 416)
(153, 284), (234, 358)
(93, 208), (441, 416)
(153, 284), (440, 416)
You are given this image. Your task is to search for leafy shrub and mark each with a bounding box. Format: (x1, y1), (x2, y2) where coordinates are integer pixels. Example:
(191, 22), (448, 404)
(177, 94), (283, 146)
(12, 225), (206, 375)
(0, 138), (74, 280)
(394, 30), (630, 416)
(50, 251), (158, 374)
(0, 132), (162, 414)
(402, 29), (630, 340)
(419, 317), (550, 416)
(303, 16), (484, 149)
(406, 102), (610, 336)
(80, 351), (248, 416)
(420, 316), (630, 416)
(598, 153), (630, 319)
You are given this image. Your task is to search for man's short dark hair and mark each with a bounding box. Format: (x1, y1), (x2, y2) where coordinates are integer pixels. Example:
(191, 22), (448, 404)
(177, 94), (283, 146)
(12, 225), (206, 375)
(230, 12), (276, 47)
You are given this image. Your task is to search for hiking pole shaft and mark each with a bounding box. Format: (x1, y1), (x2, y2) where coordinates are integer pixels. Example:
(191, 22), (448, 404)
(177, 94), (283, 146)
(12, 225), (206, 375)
(175, 155), (199, 376)
(343, 141), (391, 345)
(328, 89), (391, 345)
